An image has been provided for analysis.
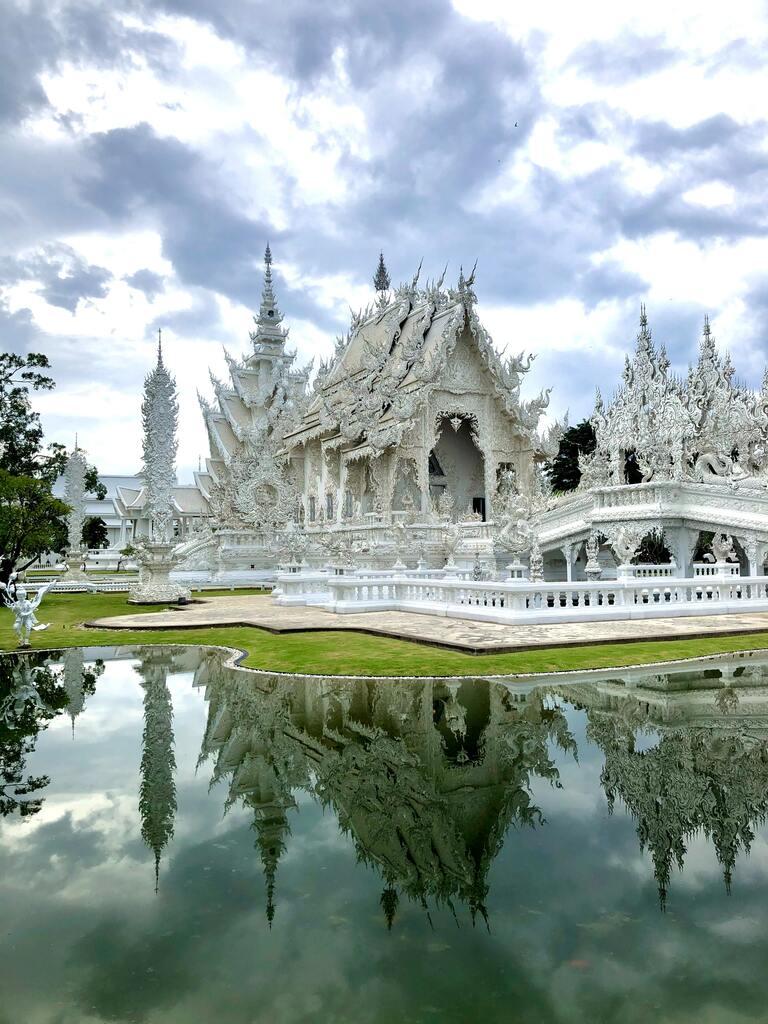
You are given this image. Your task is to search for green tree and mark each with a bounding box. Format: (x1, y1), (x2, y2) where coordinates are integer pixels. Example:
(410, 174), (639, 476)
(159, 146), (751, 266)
(0, 657), (67, 817)
(0, 351), (106, 583)
(545, 420), (596, 492)
(116, 543), (137, 572)
(0, 654), (102, 818)
(0, 471), (70, 583)
(0, 352), (66, 483)
(82, 516), (109, 549)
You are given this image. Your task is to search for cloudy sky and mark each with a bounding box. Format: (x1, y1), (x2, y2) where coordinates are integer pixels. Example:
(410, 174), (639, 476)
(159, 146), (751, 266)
(2, 0), (768, 481)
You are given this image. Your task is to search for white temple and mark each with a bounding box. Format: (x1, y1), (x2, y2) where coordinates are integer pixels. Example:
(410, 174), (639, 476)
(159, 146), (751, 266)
(193, 248), (556, 576)
(65, 246), (768, 623)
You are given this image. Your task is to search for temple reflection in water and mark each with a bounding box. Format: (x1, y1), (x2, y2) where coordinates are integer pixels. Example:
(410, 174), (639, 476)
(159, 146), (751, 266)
(193, 649), (576, 926)
(5, 645), (768, 920)
(556, 659), (768, 908)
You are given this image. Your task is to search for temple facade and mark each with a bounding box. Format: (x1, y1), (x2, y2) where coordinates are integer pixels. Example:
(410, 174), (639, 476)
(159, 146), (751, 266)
(195, 248), (557, 573)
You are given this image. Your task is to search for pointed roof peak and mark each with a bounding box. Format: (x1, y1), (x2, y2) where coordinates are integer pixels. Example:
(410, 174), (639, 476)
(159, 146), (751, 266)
(373, 252), (391, 293)
(636, 302), (653, 353)
(157, 327), (164, 365)
(252, 243), (288, 349)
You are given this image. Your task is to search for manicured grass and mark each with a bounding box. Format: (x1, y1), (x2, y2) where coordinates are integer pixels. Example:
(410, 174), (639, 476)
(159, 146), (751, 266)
(4, 591), (768, 677)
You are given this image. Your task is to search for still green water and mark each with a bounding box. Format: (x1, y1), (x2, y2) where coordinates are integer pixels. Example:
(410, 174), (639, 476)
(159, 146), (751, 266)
(2, 646), (768, 1023)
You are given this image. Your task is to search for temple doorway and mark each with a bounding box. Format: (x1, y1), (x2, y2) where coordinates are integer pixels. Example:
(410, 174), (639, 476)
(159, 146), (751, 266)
(429, 416), (486, 519)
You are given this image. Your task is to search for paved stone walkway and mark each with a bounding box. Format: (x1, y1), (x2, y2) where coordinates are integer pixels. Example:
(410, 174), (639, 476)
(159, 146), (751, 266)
(86, 595), (768, 654)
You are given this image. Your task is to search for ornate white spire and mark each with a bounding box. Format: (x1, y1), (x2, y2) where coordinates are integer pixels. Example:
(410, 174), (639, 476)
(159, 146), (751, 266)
(142, 331), (178, 543)
(250, 244), (288, 349)
(637, 303), (653, 355)
(137, 650), (177, 893)
(63, 444), (88, 553)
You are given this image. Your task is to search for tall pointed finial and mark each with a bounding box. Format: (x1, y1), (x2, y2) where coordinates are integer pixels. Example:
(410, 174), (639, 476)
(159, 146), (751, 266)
(157, 327), (163, 365)
(637, 303), (653, 352)
(74, 431), (78, 451)
(380, 884), (399, 931)
(251, 243), (287, 348)
(373, 252), (391, 293)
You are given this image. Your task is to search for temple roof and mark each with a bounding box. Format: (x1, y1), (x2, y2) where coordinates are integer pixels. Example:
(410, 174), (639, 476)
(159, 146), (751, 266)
(284, 269), (546, 452)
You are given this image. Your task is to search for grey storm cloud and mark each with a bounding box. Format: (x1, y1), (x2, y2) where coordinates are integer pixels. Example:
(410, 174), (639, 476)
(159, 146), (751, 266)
(567, 33), (680, 84)
(0, 243), (113, 312)
(1, 0), (768, 465)
(125, 267), (166, 300)
(0, 0), (176, 126)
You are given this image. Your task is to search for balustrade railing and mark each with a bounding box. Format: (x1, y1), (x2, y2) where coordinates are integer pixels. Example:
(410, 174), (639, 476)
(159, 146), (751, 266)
(275, 568), (768, 623)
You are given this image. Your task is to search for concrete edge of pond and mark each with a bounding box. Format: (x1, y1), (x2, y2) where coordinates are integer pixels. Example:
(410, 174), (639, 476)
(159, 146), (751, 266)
(5, 640), (768, 687)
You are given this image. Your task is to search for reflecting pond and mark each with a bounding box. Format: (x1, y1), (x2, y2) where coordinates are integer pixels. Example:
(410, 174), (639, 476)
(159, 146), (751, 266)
(4, 646), (768, 1022)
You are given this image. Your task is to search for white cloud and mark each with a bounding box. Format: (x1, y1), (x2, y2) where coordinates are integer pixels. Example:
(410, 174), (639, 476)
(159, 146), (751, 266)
(683, 181), (737, 208)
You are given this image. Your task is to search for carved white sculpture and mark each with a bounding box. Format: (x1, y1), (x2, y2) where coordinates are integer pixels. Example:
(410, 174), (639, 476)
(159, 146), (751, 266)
(528, 538), (544, 582)
(708, 533), (737, 563)
(62, 444), (88, 575)
(0, 576), (56, 647)
(585, 532), (602, 581)
(609, 525), (644, 566)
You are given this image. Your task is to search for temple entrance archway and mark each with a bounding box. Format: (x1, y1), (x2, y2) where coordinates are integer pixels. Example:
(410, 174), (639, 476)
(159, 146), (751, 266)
(429, 416), (486, 519)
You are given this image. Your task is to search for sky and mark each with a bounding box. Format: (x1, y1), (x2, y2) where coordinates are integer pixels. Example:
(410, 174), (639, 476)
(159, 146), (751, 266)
(2, 0), (768, 482)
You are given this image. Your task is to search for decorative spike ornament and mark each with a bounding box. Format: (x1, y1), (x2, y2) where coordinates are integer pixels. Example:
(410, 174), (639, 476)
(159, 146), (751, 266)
(373, 252), (391, 293)
(251, 244), (288, 348)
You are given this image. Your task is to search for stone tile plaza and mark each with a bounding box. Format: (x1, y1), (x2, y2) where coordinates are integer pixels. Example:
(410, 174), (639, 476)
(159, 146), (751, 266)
(5, 2), (768, 1021)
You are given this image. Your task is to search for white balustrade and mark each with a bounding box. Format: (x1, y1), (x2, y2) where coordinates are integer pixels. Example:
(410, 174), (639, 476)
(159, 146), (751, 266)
(274, 568), (768, 624)
(693, 561), (740, 577)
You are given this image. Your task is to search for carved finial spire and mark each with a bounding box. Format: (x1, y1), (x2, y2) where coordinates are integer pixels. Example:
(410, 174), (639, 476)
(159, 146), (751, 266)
(456, 262), (478, 308)
(157, 327), (163, 365)
(637, 303), (653, 354)
(251, 243), (288, 349)
(373, 252), (391, 293)
(380, 884), (399, 931)
(254, 807), (290, 929)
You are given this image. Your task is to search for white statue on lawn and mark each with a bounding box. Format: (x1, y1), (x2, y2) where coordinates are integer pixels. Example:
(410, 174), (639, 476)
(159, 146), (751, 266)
(0, 575), (57, 647)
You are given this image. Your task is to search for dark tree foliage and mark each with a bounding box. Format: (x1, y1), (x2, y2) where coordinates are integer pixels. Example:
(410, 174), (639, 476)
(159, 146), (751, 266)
(0, 656), (66, 818)
(82, 516), (109, 549)
(545, 420), (596, 492)
(0, 352), (67, 483)
(623, 451), (645, 485)
(373, 252), (391, 292)
(0, 471), (70, 584)
(0, 351), (105, 584)
(633, 529), (672, 564)
(0, 655), (103, 817)
(116, 543), (137, 572)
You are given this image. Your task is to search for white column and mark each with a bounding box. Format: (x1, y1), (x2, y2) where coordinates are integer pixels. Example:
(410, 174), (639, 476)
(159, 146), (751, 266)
(337, 455), (346, 524)
(560, 542), (574, 582)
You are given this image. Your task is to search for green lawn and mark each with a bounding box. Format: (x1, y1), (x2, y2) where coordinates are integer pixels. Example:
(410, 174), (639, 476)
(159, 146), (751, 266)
(3, 591), (768, 677)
